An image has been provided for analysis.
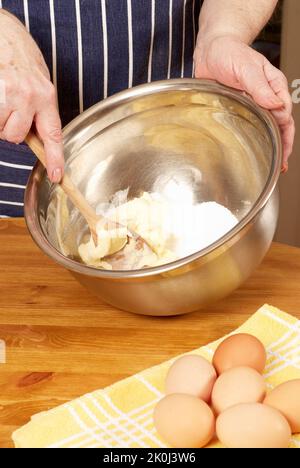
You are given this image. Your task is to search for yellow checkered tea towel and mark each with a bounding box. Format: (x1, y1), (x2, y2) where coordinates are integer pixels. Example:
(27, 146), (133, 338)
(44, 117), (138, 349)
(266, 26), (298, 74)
(12, 304), (300, 448)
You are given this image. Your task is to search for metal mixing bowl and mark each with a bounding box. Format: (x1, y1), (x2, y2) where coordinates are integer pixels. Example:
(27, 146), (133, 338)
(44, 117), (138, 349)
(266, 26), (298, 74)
(25, 79), (282, 316)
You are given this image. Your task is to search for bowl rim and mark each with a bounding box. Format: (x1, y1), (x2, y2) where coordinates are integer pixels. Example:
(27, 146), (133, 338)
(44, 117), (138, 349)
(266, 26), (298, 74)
(24, 78), (282, 279)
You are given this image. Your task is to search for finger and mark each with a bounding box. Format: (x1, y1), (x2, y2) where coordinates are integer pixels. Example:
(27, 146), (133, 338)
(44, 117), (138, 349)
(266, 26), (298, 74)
(239, 62), (283, 110)
(263, 63), (295, 165)
(269, 78), (292, 127)
(275, 116), (295, 165)
(271, 106), (292, 127)
(264, 62), (293, 116)
(34, 104), (64, 183)
(1, 108), (34, 143)
(0, 108), (12, 133)
(264, 62), (294, 160)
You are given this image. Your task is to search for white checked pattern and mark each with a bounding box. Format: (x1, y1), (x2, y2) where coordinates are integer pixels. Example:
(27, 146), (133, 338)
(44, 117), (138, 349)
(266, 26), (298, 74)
(47, 395), (162, 449)
(12, 305), (300, 448)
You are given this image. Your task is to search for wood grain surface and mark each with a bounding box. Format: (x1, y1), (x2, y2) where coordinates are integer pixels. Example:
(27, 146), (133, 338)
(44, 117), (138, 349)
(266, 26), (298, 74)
(0, 218), (300, 448)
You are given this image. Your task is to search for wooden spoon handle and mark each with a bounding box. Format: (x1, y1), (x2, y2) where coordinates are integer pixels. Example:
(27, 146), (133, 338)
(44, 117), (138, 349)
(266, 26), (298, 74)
(25, 130), (47, 166)
(25, 131), (98, 228)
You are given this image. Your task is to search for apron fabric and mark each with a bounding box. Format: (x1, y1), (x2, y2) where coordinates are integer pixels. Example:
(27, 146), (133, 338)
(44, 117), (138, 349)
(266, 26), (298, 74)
(0, 0), (202, 217)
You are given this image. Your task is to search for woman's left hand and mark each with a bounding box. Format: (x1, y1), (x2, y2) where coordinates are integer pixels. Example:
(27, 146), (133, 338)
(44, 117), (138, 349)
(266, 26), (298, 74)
(194, 35), (295, 171)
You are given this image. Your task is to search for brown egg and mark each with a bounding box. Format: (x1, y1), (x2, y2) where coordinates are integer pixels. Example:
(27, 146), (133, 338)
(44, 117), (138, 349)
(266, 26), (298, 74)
(154, 394), (215, 448)
(216, 403), (291, 448)
(213, 333), (266, 375)
(212, 366), (266, 414)
(264, 379), (300, 433)
(165, 355), (217, 402)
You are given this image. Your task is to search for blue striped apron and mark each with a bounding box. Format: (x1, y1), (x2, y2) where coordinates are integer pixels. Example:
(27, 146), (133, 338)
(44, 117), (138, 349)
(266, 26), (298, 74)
(0, 0), (202, 217)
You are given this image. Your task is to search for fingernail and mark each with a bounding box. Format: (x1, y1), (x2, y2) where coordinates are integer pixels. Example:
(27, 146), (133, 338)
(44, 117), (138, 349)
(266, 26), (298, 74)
(52, 168), (62, 183)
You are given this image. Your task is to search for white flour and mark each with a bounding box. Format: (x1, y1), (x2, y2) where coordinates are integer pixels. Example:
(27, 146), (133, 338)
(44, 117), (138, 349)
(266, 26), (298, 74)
(169, 200), (238, 257)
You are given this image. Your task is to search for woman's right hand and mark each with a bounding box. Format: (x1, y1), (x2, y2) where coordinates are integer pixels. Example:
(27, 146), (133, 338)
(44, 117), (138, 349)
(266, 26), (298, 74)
(0, 9), (64, 182)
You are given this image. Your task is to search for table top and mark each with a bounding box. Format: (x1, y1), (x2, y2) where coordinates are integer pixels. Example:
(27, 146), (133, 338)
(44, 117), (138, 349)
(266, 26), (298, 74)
(0, 219), (300, 448)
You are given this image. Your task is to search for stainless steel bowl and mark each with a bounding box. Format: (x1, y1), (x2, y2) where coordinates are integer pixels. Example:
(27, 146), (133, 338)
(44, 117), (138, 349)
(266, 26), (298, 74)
(25, 79), (282, 316)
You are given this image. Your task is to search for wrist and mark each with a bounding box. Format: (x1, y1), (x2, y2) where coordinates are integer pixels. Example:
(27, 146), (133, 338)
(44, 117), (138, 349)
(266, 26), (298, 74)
(197, 30), (247, 53)
(194, 32), (244, 71)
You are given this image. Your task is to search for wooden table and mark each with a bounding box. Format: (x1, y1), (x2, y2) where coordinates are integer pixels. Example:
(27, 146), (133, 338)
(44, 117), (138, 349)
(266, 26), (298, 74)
(0, 219), (300, 448)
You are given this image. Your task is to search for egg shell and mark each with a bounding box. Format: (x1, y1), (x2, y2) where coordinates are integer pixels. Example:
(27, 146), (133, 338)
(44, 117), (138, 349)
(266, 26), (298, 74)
(216, 403), (291, 448)
(154, 394), (215, 448)
(165, 355), (217, 402)
(212, 366), (266, 414)
(213, 333), (266, 375)
(264, 379), (300, 433)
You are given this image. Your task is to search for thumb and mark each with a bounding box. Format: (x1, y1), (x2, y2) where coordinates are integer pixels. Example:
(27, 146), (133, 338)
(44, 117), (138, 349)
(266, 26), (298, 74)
(239, 62), (283, 110)
(34, 105), (64, 183)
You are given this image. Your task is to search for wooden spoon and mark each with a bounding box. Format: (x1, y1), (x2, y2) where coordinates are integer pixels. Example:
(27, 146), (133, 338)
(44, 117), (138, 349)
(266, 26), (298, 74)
(25, 131), (128, 256)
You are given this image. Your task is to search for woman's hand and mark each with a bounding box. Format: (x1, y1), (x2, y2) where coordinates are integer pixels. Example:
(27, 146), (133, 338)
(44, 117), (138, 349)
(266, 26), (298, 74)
(0, 10), (64, 182)
(194, 35), (295, 171)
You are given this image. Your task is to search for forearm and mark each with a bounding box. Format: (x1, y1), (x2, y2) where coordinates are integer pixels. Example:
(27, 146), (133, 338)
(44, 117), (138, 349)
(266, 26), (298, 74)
(199, 0), (278, 45)
(0, 9), (64, 182)
(0, 9), (48, 75)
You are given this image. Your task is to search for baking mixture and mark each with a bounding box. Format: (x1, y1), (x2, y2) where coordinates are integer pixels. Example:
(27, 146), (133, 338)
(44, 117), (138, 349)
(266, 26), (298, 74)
(54, 187), (238, 270)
